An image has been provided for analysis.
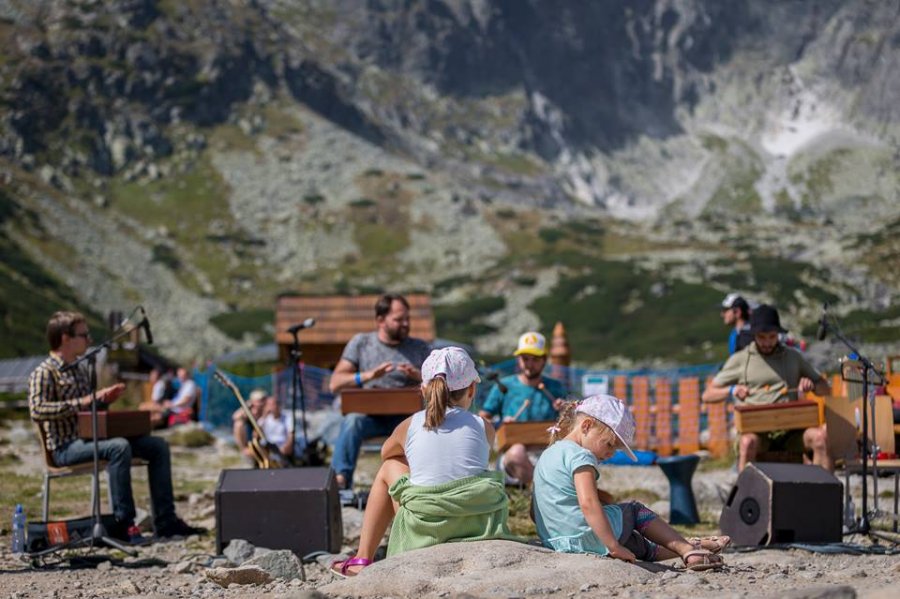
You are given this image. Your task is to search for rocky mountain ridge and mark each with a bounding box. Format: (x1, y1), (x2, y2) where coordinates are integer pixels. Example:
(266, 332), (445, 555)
(0, 0), (898, 364)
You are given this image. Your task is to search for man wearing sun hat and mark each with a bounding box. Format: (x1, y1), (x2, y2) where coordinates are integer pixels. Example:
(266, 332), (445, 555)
(702, 304), (832, 472)
(479, 331), (568, 485)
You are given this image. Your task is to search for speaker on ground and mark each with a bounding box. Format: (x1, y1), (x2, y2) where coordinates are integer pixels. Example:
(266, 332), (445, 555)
(215, 467), (342, 556)
(719, 462), (842, 546)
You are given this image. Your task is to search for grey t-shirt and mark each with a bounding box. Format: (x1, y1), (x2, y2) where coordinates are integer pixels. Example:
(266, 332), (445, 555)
(340, 332), (431, 389)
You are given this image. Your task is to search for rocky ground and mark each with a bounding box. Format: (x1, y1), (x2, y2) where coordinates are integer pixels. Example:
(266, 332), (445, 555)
(0, 418), (898, 598)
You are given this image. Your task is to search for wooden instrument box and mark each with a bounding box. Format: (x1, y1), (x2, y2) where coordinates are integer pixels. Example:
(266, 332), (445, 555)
(77, 409), (152, 439)
(495, 421), (554, 452)
(340, 388), (423, 415)
(734, 400), (820, 434)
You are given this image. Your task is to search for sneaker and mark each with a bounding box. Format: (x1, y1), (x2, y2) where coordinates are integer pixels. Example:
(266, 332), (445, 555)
(157, 518), (207, 538)
(126, 525), (150, 546)
(108, 520), (148, 546)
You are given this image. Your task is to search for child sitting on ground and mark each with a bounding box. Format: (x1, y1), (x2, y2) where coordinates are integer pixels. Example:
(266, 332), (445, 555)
(332, 347), (517, 577)
(532, 394), (726, 571)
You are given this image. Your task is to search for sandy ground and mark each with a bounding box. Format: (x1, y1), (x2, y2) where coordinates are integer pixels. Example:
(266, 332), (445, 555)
(0, 419), (898, 598)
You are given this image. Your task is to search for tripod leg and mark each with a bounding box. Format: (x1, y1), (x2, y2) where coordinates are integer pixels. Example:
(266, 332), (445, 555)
(42, 475), (50, 522)
(894, 472), (898, 534)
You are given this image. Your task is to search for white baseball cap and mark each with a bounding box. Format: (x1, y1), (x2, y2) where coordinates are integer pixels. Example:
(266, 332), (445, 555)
(514, 331), (547, 357)
(421, 347), (481, 391)
(575, 394), (637, 461)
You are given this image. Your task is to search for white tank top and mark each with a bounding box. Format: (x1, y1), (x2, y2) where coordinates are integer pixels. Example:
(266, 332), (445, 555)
(405, 407), (490, 486)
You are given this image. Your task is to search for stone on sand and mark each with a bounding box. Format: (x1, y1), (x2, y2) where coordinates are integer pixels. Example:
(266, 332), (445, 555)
(320, 540), (653, 598)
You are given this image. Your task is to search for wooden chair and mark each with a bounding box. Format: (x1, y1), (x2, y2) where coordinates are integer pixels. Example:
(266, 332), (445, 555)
(35, 424), (151, 523)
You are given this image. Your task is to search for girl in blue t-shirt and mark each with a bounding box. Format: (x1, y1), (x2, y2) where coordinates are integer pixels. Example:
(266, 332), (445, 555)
(532, 395), (726, 571)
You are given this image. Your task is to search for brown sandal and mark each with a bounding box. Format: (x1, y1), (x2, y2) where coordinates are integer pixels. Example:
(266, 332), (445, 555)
(687, 535), (731, 554)
(682, 549), (724, 571)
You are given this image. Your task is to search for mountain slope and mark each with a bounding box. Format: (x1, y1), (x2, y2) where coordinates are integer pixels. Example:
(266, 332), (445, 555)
(0, 0), (898, 363)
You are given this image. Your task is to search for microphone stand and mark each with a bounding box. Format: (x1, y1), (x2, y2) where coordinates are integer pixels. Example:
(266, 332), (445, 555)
(822, 315), (887, 540)
(289, 329), (309, 465)
(59, 323), (144, 557)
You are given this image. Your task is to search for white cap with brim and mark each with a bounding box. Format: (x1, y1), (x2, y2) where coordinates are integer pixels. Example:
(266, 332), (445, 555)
(575, 394), (638, 461)
(421, 347), (481, 391)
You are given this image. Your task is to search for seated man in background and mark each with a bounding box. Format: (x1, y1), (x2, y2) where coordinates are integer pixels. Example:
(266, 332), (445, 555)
(232, 389), (266, 466)
(165, 367), (197, 426)
(29, 311), (204, 540)
(702, 304), (831, 472)
(260, 394), (306, 466)
(479, 332), (567, 485)
(329, 293), (431, 489)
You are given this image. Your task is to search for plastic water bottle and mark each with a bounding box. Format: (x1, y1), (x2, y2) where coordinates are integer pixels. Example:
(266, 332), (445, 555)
(11, 504), (26, 554)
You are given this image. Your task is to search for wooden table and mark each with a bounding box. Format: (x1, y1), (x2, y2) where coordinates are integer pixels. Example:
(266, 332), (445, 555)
(734, 400), (820, 434)
(340, 388), (423, 415)
(495, 421), (553, 453)
(77, 410), (151, 439)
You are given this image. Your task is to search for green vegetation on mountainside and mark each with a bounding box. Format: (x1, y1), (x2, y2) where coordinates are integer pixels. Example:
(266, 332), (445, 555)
(0, 190), (103, 358)
(209, 308), (274, 341)
(531, 261), (723, 363)
(435, 296), (505, 341)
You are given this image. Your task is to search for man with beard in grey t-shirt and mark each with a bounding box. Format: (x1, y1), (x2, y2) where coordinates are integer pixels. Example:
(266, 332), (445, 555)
(329, 294), (431, 489)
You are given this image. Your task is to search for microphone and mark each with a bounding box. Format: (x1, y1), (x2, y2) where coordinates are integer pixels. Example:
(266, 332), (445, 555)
(287, 318), (316, 334)
(485, 371), (508, 394)
(816, 303), (829, 341)
(139, 307), (153, 345)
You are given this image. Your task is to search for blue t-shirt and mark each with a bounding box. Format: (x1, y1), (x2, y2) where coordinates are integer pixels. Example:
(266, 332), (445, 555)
(533, 440), (623, 555)
(481, 375), (566, 421)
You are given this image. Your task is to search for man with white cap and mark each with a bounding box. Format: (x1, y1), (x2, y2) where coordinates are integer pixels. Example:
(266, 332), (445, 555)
(479, 331), (568, 485)
(720, 293), (752, 355)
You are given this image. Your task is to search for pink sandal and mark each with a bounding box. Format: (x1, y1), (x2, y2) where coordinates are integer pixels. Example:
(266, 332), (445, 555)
(687, 535), (731, 554)
(330, 556), (373, 578)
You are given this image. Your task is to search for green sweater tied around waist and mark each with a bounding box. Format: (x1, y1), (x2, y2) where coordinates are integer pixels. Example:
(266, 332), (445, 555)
(386, 470), (523, 556)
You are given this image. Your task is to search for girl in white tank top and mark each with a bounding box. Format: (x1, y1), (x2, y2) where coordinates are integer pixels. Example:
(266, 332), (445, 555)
(332, 347), (497, 577)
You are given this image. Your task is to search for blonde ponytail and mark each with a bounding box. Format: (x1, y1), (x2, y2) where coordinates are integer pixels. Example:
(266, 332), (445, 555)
(549, 400), (578, 444)
(423, 376), (469, 430)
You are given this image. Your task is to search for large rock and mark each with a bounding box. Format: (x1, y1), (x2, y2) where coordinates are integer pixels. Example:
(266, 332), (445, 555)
(223, 538), (257, 565)
(204, 565), (273, 587)
(319, 540), (655, 598)
(244, 549), (304, 581)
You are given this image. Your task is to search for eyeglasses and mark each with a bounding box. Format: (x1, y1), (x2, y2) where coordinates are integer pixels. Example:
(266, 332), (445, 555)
(71, 332), (92, 340)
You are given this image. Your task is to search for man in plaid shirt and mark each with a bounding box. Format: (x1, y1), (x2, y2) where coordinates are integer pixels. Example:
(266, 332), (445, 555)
(29, 311), (203, 541)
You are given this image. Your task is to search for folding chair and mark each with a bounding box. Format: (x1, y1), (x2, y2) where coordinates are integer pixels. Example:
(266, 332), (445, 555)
(35, 424), (151, 524)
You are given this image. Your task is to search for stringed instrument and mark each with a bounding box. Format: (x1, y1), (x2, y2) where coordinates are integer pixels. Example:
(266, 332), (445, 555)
(214, 370), (282, 469)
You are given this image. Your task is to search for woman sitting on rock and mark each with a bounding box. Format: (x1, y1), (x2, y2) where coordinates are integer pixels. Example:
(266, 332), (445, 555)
(332, 347), (517, 577)
(532, 395), (727, 571)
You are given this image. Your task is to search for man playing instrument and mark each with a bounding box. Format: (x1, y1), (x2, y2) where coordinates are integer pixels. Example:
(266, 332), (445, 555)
(479, 332), (567, 485)
(329, 294), (431, 489)
(28, 311), (205, 542)
(702, 304), (831, 472)
(232, 389), (267, 466)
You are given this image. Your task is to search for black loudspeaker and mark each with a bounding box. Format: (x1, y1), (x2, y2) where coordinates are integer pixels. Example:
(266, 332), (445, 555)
(719, 462), (842, 546)
(215, 468), (342, 556)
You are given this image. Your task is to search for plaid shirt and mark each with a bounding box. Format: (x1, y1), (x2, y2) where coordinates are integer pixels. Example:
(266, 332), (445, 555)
(28, 353), (90, 451)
